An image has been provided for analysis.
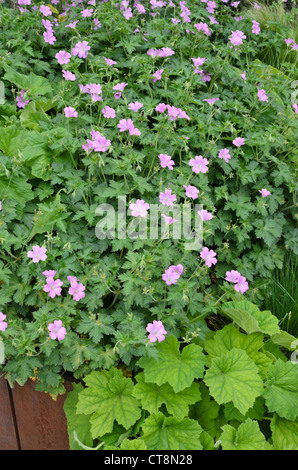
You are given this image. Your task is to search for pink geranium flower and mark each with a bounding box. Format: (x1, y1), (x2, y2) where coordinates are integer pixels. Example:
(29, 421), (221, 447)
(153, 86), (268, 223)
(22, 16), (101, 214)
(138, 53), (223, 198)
(128, 101), (143, 112)
(129, 199), (150, 217)
(218, 148), (231, 163)
(259, 188), (271, 197)
(229, 30), (246, 46)
(197, 209), (213, 221)
(68, 281), (86, 301)
(48, 320), (67, 341)
(146, 320), (167, 343)
(42, 270), (57, 278)
(200, 246), (217, 267)
(62, 70), (76, 81)
(161, 214), (178, 224)
(225, 270), (242, 283)
(27, 245), (47, 263)
(233, 137), (245, 147)
(117, 118), (134, 132)
(152, 69), (164, 82)
(72, 41), (91, 58)
(43, 277), (63, 298)
(189, 155), (209, 173)
(155, 103), (167, 113)
(192, 57), (207, 67)
(234, 275), (249, 293)
(204, 98), (219, 106)
(113, 82), (128, 92)
(16, 89), (30, 109)
(159, 154), (175, 170)
(40, 5), (52, 16)
(162, 265), (183, 285)
(159, 189), (177, 206)
(257, 88), (268, 102)
(64, 106), (78, 118)
(184, 185), (199, 199)
(0, 312), (8, 332)
(102, 105), (116, 118)
(55, 50), (71, 65)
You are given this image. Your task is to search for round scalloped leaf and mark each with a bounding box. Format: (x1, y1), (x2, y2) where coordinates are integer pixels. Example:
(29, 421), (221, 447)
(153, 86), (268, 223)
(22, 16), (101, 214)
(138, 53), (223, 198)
(263, 359), (298, 421)
(204, 348), (263, 415)
(220, 418), (267, 450)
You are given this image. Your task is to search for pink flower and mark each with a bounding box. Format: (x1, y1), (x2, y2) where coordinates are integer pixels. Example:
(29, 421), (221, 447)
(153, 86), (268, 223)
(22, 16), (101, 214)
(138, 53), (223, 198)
(72, 41), (90, 59)
(129, 199), (150, 217)
(159, 154), (175, 170)
(252, 20), (260, 35)
(229, 30), (246, 46)
(48, 320), (67, 341)
(257, 88), (268, 102)
(40, 5), (52, 16)
(64, 106), (78, 118)
(91, 135), (111, 152)
(204, 97), (219, 106)
(0, 201), (2, 211)
(234, 276), (249, 293)
(102, 105), (116, 118)
(146, 320), (167, 343)
(114, 92), (122, 99)
(155, 103), (167, 113)
(86, 83), (102, 95)
(159, 189), (177, 206)
(152, 69), (164, 82)
(161, 214), (178, 224)
(123, 7), (133, 19)
(192, 57), (207, 67)
(225, 270), (242, 283)
(62, 70), (76, 81)
(128, 101), (143, 112)
(259, 188), (271, 197)
(81, 8), (93, 17)
(0, 312), (7, 332)
(65, 21), (79, 29)
(194, 22), (211, 36)
(233, 137), (245, 147)
(117, 118), (134, 132)
(218, 148), (231, 163)
(200, 246), (217, 267)
(43, 270), (57, 278)
(241, 71), (246, 80)
(103, 57), (117, 66)
(162, 266), (180, 285)
(16, 89), (29, 109)
(43, 277), (63, 298)
(197, 209), (213, 221)
(184, 185), (199, 199)
(27, 245), (47, 263)
(43, 31), (56, 44)
(55, 50), (71, 65)
(293, 104), (298, 114)
(113, 82), (128, 92)
(69, 281), (86, 301)
(189, 155), (209, 173)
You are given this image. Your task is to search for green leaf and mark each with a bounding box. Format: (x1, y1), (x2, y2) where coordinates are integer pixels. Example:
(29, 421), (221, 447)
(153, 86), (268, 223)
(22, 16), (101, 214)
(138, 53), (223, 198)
(137, 335), (206, 393)
(63, 383), (93, 450)
(76, 369), (141, 438)
(270, 414), (298, 450)
(220, 300), (280, 336)
(263, 359), (298, 421)
(141, 412), (203, 450)
(133, 372), (201, 421)
(204, 348), (263, 415)
(220, 418), (267, 450)
(189, 382), (221, 438)
(4, 65), (52, 96)
(120, 438), (147, 450)
(205, 324), (272, 379)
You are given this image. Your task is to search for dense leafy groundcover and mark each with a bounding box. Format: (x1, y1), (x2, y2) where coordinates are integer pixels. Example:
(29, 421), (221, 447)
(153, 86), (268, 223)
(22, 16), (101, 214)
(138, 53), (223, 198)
(0, 0), (297, 450)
